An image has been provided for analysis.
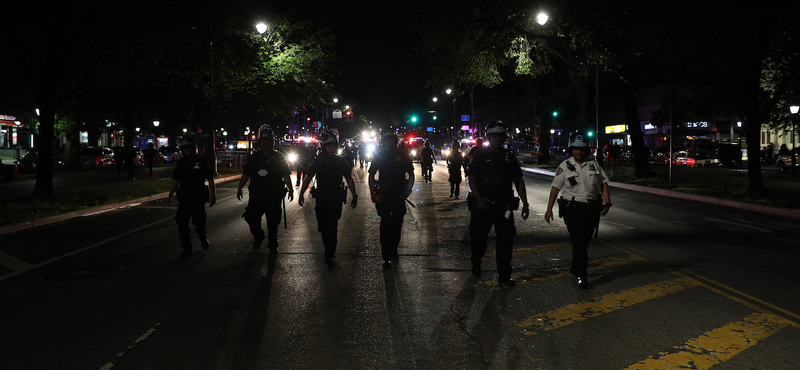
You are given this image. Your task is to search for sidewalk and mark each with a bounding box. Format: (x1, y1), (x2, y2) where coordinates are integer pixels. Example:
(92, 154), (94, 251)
(0, 171), (242, 236)
(522, 166), (800, 221)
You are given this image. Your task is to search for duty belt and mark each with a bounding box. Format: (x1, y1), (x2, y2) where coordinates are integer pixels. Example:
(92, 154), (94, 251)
(558, 198), (600, 212)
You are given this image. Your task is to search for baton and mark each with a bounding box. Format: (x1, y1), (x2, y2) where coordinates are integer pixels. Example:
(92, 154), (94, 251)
(283, 196), (288, 229)
(405, 198), (416, 208)
(594, 215), (599, 238)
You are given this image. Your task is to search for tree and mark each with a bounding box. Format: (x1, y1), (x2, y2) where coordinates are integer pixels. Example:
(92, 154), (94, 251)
(0, 1), (338, 197)
(667, 0), (800, 193)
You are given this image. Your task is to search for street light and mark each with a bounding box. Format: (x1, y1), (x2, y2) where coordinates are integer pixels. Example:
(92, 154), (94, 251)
(256, 22), (268, 34)
(790, 105), (799, 175)
(536, 13), (549, 25)
(446, 88), (457, 140)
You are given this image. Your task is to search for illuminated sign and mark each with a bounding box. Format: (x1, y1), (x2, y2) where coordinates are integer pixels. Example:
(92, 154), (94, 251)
(605, 125), (627, 134)
(644, 124), (656, 130)
(685, 121), (708, 128)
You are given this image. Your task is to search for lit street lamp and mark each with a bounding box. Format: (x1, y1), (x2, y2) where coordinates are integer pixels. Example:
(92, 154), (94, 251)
(790, 105), (799, 175)
(446, 88), (457, 140)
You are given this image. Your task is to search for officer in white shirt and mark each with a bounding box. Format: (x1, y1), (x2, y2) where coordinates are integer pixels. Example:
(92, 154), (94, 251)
(544, 135), (612, 289)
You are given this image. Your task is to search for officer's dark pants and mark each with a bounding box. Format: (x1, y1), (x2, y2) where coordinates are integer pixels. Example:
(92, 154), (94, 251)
(244, 195), (282, 248)
(176, 198), (207, 249)
(375, 198), (406, 261)
(295, 166), (308, 185)
(470, 209), (516, 279)
(146, 160), (154, 177)
(315, 199), (343, 259)
(563, 210), (600, 278)
(449, 173), (461, 197)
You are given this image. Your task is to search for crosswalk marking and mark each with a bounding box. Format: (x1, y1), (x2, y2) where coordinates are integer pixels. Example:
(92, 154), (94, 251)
(516, 277), (700, 334)
(625, 312), (792, 370)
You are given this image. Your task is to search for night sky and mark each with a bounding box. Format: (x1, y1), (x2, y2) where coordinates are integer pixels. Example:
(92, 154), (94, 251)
(256, 1), (431, 126)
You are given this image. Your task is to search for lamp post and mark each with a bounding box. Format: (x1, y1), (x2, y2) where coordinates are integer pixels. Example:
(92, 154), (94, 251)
(790, 105), (799, 175)
(446, 88), (457, 140)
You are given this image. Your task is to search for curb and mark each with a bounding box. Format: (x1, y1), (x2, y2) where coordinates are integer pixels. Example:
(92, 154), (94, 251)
(0, 174), (242, 236)
(521, 167), (800, 221)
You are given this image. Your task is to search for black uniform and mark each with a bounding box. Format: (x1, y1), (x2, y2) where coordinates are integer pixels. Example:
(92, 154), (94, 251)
(446, 149), (464, 198)
(143, 146), (156, 177)
(467, 147), (523, 281)
(306, 152), (351, 260)
(295, 144), (311, 186)
(242, 149), (291, 249)
(369, 147), (414, 262)
(172, 154), (214, 250)
(420, 146), (435, 182)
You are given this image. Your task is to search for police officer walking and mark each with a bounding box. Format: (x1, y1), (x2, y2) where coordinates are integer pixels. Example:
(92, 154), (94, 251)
(544, 135), (612, 289)
(144, 142), (157, 178)
(237, 125), (295, 252)
(420, 141), (436, 183)
(468, 121), (530, 286)
(298, 131), (358, 266)
(168, 138), (216, 257)
(446, 140), (465, 199)
(294, 143), (312, 187)
(368, 131), (415, 269)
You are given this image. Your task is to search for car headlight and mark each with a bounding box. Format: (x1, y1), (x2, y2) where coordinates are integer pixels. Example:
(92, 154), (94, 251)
(288, 153), (297, 162)
(411, 150), (417, 157)
(443, 150), (450, 156)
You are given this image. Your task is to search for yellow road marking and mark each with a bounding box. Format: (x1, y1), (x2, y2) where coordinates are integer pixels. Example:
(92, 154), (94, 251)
(483, 242), (572, 260)
(516, 277), (699, 334)
(484, 253), (646, 287)
(605, 240), (800, 329)
(625, 312), (792, 370)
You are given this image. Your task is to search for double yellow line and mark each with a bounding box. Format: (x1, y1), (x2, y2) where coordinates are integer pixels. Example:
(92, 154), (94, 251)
(512, 238), (800, 369)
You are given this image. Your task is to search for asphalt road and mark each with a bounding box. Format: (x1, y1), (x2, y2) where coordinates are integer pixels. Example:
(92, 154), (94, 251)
(0, 161), (798, 369)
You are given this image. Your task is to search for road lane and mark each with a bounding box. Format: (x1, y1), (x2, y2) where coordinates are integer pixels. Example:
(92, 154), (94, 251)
(0, 161), (798, 369)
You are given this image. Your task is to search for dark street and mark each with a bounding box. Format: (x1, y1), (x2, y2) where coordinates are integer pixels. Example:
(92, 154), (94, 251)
(1, 164), (798, 369)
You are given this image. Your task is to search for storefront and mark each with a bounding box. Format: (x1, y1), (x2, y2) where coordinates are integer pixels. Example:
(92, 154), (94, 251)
(0, 115), (25, 148)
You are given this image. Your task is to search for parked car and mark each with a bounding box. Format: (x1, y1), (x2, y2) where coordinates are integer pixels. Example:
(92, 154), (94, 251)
(776, 148), (799, 173)
(15, 148), (65, 172)
(158, 146), (183, 162)
(80, 147), (115, 169)
(652, 146), (684, 164)
(673, 150), (720, 167)
(693, 142), (743, 167)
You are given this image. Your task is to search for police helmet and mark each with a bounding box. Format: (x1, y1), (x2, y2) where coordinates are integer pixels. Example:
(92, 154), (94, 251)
(381, 130), (398, 141)
(452, 140), (461, 150)
(179, 138), (196, 149)
(485, 120), (508, 136)
(570, 135), (590, 148)
(257, 124), (275, 140)
(320, 131), (339, 146)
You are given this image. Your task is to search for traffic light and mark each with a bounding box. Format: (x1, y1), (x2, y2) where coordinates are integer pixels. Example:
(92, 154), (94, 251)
(587, 131), (594, 137)
(411, 115), (418, 123)
(345, 110), (352, 117)
(553, 111), (558, 117)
